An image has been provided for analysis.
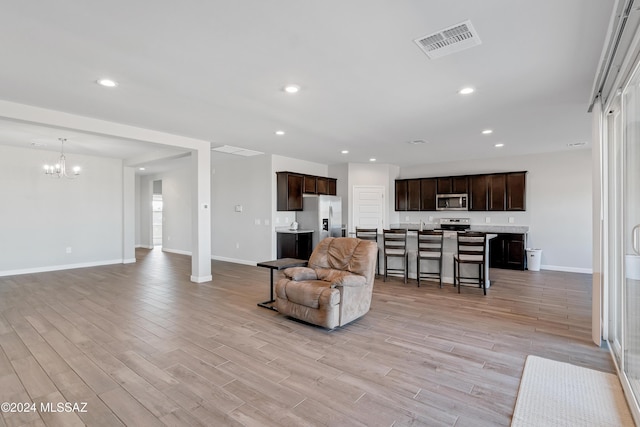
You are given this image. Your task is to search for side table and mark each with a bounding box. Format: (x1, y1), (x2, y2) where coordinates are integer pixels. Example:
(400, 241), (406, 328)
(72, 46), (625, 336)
(256, 258), (308, 311)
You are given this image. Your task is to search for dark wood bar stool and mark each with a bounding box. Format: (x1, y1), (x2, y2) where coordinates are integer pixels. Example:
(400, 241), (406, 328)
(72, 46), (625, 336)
(453, 232), (487, 295)
(383, 229), (408, 283)
(417, 230), (444, 287)
(356, 227), (380, 275)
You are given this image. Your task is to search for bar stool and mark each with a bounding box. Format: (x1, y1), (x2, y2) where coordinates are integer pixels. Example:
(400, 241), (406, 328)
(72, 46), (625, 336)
(416, 230), (444, 287)
(356, 227), (380, 276)
(453, 232), (487, 295)
(383, 229), (408, 283)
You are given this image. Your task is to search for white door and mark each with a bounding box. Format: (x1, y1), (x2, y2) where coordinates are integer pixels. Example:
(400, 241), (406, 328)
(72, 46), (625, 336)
(352, 186), (385, 233)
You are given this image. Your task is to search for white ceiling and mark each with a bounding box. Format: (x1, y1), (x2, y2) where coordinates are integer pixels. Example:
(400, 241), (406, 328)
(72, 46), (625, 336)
(0, 1), (615, 169)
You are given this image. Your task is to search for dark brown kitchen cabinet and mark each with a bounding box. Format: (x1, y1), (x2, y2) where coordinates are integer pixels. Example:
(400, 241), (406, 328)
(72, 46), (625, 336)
(469, 175), (488, 211)
(437, 176), (468, 194)
(420, 178), (437, 211)
(327, 178), (337, 196)
(395, 180), (408, 211)
(303, 175), (317, 194)
(407, 179), (421, 211)
(277, 232), (312, 260)
(490, 233), (526, 270)
(506, 172), (526, 211)
(488, 174), (506, 211)
(317, 177), (329, 194)
(277, 172), (304, 211)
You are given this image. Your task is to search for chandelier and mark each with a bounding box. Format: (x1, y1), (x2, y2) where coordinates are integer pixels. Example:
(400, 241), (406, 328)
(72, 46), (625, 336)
(43, 138), (81, 178)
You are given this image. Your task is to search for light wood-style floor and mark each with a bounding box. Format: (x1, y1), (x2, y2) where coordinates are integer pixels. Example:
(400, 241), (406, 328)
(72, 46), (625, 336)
(0, 248), (614, 426)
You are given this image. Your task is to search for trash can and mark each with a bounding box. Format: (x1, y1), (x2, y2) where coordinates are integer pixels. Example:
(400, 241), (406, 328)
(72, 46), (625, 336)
(526, 248), (542, 271)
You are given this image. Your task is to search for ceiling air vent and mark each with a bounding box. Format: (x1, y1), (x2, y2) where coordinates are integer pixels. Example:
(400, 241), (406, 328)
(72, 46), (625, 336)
(414, 20), (481, 59)
(211, 145), (263, 157)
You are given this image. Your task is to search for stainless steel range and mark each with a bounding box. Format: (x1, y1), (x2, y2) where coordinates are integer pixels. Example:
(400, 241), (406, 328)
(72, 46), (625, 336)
(437, 218), (471, 231)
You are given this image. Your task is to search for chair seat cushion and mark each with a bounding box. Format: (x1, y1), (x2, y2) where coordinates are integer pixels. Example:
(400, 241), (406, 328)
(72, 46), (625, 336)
(454, 254), (484, 262)
(385, 249), (406, 256)
(276, 279), (340, 309)
(419, 251), (441, 258)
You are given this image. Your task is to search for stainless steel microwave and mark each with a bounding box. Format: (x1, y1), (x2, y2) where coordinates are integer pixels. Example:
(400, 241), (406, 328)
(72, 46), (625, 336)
(436, 193), (468, 211)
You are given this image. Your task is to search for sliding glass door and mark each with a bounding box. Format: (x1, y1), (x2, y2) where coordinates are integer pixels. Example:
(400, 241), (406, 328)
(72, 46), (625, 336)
(623, 70), (640, 401)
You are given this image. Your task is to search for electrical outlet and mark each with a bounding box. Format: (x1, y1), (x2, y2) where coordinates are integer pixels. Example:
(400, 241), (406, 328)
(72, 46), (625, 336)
(485, 217), (491, 223)
(428, 216), (434, 222)
(509, 217), (515, 224)
(264, 219), (270, 226)
(254, 219), (261, 225)
(66, 247), (72, 254)
(405, 216), (410, 221)
(236, 243), (240, 249)
(235, 205), (242, 212)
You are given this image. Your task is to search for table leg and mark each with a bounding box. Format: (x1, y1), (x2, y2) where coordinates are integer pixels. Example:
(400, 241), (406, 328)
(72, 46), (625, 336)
(257, 269), (278, 311)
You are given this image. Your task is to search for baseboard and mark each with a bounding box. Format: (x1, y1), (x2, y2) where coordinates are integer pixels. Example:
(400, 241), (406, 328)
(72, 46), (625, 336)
(540, 264), (592, 274)
(162, 248), (192, 256)
(123, 258), (137, 264)
(190, 274), (213, 283)
(136, 244), (154, 249)
(0, 259), (125, 277)
(211, 255), (257, 266)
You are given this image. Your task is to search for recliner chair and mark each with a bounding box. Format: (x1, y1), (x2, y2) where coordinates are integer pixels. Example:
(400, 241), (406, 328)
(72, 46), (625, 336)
(275, 237), (378, 329)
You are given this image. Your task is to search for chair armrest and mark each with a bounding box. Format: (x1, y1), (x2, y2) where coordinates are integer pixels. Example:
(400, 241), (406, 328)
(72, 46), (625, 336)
(333, 274), (367, 287)
(283, 266), (318, 281)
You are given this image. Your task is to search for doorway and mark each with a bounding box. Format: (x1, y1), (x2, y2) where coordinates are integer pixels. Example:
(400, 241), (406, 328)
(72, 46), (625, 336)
(352, 185), (385, 232)
(152, 180), (163, 248)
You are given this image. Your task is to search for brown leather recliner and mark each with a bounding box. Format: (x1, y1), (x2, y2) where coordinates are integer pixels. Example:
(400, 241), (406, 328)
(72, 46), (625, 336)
(275, 237), (378, 329)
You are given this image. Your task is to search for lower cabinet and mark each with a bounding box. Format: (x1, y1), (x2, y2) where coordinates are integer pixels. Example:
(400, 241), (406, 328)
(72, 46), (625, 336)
(490, 233), (526, 270)
(277, 232), (312, 260)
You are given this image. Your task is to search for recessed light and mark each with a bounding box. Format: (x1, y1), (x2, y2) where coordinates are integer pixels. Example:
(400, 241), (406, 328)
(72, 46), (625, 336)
(97, 78), (118, 88)
(408, 139), (428, 145)
(567, 142), (586, 147)
(482, 129), (493, 135)
(341, 150), (349, 154)
(284, 84), (300, 94)
(458, 87), (475, 95)
(369, 158), (377, 162)
(494, 143), (504, 148)
(139, 167), (145, 171)
(275, 130), (285, 135)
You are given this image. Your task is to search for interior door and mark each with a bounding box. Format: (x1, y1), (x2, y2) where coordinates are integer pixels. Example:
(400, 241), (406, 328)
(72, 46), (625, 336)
(352, 186), (385, 233)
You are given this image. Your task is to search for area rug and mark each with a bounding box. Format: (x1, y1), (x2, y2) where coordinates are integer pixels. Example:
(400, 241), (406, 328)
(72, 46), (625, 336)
(511, 355), (635, 426)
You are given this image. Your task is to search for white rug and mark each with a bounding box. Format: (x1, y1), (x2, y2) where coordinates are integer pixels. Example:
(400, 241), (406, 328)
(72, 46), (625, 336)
(511, 355), (635, 426)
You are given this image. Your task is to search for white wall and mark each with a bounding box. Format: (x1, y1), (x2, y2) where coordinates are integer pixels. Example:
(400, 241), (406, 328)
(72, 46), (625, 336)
(211, 152), (273, 264)
(400, 149), (592, 272)
(0, 144), (124, 275)
(160, 158), (192, 254)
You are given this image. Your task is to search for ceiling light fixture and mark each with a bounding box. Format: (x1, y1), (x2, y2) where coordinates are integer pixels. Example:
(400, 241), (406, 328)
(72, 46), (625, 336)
(458, 87), (475, 95)
(341, 150), (349, 154)
(369, 158), (377, 162)
(139, 167), (146, 171)
(43, 138), (81, 179)
(408, 139), (428, 145)
(97, 78), (118, 88)
(275, 130), (285, 135)
(494, 143), (504, 148)
(482, 129), (493, 135)
(284, 84), (300, 94)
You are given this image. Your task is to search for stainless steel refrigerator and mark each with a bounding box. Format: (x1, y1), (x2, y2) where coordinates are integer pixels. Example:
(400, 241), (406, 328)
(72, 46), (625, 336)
(296, 195), (342, 249)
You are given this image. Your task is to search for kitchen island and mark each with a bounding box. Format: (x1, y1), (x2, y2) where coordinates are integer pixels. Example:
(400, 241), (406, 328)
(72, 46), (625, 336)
(380, 223), (528, 287)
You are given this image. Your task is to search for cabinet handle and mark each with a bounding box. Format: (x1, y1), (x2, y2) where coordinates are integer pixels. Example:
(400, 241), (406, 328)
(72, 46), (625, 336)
(633, 224), (640, 255)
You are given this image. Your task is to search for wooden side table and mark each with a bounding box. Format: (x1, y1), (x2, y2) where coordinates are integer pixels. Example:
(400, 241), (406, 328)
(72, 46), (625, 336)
(256, 258), (308, 311)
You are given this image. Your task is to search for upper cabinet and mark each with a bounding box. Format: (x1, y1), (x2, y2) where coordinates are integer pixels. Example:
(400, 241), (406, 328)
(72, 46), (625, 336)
(506, 172), (526, 211)
(277, 172), (304, 211)
(437, 176), (468, 194)
(277, 172), (337, 211)
(420, 178), (437, 211)
(469, 175), (488, 211)
(396, 171), (526, 212)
